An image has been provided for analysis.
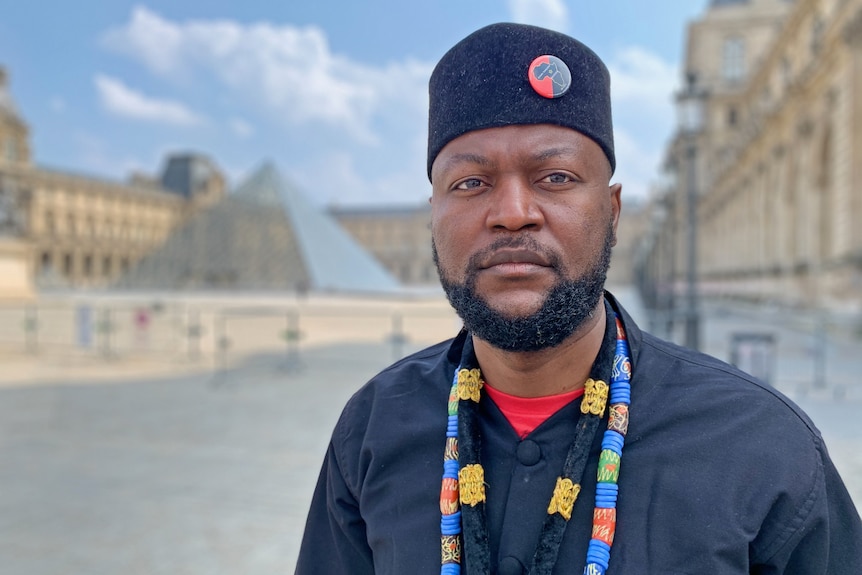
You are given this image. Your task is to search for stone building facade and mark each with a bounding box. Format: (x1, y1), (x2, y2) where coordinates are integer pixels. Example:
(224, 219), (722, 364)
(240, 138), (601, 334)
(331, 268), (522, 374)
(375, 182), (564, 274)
(0, 68), (224, 295)
(641, 0), (862, 312)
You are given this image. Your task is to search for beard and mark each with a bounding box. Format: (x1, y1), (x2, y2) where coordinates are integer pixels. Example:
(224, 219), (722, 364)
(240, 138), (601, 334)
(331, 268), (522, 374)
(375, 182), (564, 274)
(434, 226), (613, 352)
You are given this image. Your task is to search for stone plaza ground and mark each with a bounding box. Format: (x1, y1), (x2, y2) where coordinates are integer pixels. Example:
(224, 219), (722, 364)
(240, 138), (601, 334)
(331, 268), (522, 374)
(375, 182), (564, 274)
(0, 287), (859, 574)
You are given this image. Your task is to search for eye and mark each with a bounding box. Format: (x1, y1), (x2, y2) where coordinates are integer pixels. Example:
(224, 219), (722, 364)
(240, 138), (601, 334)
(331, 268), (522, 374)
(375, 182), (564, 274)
(454, 177), (486, 190)
(540, 172), (574, 184)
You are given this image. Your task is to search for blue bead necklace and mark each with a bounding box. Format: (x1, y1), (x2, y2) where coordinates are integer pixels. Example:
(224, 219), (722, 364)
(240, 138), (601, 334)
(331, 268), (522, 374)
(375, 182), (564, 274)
(439, 312), (632, 574)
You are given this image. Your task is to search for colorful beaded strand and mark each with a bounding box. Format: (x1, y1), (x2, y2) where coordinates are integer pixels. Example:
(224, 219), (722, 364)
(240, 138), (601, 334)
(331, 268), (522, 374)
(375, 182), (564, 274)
(583, 317), (631, 575)
(440, 310), (631, 575)
(440, 371), (462, 575)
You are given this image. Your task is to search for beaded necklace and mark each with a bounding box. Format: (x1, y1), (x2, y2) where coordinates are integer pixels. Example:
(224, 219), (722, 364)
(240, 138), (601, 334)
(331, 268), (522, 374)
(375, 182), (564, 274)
(439, 311), (632, 575)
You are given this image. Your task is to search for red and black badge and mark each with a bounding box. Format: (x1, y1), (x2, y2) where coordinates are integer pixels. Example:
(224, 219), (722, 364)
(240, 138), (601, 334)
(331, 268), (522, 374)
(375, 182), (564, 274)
(528, 55), (572, 99)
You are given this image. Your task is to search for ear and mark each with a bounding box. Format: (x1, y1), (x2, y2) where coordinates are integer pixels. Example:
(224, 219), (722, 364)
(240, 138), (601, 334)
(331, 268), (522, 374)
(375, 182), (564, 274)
(609, 183), (622, 247)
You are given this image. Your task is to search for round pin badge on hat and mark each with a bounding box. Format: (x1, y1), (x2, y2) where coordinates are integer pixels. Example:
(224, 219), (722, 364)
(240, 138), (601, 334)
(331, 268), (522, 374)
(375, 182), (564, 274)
(528, 55), (572, 99)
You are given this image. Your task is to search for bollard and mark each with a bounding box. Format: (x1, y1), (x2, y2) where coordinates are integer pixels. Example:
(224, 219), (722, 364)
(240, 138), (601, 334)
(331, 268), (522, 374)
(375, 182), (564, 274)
(98, 307), (113, 359)
(389, 311), (410, 362)
(281, 309), (302, 372)
(211, 313), (231, 387)
(77, 304), (93, 350)
(187, 308), (202, 362)
(24, 305), (38, 354)
(812, 312), (827, 389)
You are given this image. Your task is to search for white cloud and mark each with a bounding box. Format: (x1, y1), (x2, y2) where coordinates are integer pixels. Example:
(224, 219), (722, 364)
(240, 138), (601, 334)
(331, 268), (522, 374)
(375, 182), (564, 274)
(101, 6), (432, 143)
(607, 46), (678, 114)
(602, 46), (679, 200)
(228, 117), (254, 139)
(95, 74), (204, 126)
(508, 0), (569, 32)
(102, 5), (186, 76)
(612, 128), (662, 201)
(96, 7), (679, 206)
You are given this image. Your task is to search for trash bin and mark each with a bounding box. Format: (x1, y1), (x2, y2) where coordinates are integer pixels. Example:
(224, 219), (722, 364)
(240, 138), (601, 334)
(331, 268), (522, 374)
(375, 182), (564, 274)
(729, 332), (776, 386)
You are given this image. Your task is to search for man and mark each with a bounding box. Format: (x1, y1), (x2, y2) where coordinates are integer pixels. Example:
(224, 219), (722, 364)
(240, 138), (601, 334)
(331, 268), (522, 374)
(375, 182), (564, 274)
(296, 23), (862, 574)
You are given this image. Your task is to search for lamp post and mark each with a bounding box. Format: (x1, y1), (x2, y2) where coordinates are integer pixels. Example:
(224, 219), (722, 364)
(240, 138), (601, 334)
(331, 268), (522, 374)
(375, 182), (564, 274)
(660, 189), (676, 340)
(676, 73), (706, 351)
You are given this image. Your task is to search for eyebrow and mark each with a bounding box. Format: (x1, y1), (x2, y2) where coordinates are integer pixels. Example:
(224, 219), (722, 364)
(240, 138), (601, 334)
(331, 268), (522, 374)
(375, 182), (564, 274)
(436, 146), (582, 177)
(531, 147), (578, 162)
(438, 153), (493, 174)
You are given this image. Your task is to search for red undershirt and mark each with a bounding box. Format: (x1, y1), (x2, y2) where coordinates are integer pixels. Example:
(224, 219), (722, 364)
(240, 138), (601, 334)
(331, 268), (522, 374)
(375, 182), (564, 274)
(483, 382), (586, 439)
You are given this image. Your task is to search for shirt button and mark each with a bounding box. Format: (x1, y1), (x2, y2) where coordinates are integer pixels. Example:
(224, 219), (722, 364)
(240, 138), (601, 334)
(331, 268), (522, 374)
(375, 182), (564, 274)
(516, 440), (541, 466)
(498, 556), (525, 575)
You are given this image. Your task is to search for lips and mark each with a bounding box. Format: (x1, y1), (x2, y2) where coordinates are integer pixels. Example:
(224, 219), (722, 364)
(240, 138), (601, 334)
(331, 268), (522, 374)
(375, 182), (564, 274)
(480, 249), (551, 269)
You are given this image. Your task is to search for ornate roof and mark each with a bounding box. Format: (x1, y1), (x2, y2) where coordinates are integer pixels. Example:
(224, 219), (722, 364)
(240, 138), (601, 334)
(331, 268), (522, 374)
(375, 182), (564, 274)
(0, 67), (21, 120)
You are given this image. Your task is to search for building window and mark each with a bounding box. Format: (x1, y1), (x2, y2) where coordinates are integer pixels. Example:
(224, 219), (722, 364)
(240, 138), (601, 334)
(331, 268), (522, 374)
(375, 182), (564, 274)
(727, 106), (738, 127)
(63, 253), (73, 276)
(41, 251), (52, 272)
(811, 16), (825, 55)
(723, 36), (746, 82)
(4, 137), (17, 161)
(103, 256), (112, 276)
(83, 254), (93, 277)
(781, 57), (792, 88)
(44, 211), (55, 235)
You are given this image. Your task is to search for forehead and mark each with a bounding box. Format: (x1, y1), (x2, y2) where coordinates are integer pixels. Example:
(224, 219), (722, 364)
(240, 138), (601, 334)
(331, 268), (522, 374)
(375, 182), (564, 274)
(431, 124), (608, 180)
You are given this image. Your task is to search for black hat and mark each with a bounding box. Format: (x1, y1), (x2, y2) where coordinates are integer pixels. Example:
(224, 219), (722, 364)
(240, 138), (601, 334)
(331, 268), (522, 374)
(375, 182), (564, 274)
(427, 23), (615, 180)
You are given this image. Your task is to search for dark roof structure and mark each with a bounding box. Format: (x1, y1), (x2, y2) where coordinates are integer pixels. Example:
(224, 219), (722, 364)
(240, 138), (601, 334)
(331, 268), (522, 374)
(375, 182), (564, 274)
(115, 163), (401, 294)
(160, 153), (220, 198)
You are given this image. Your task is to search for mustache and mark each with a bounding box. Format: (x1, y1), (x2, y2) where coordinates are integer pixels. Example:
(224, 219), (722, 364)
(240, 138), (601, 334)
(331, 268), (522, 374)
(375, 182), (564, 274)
(466, 235), (563, 272)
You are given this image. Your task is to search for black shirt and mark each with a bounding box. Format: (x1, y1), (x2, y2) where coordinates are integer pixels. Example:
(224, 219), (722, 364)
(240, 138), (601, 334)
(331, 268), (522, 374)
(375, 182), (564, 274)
(296, 294), (862, 574)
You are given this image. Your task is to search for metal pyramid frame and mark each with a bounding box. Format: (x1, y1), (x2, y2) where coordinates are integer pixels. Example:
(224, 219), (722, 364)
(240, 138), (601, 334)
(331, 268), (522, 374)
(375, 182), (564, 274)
(115, 163), (400, 294)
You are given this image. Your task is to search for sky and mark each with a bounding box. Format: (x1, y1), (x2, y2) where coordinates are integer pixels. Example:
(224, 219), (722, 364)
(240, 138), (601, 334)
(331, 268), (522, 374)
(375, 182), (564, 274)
(0, 1), (708, 208)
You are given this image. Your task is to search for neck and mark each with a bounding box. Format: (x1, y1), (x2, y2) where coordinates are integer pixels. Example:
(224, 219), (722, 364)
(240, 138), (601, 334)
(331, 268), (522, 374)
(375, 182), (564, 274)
(472, 297), (607, 398)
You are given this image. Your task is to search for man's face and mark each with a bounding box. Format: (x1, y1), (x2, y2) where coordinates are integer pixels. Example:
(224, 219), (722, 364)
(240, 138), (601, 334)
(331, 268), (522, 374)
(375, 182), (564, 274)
(430, 124), (621, 351)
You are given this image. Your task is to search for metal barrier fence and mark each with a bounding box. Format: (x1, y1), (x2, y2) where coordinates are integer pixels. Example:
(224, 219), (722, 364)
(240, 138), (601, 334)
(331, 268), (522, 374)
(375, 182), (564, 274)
(0, 296), (461, 381)
(644, 301), (862, 399)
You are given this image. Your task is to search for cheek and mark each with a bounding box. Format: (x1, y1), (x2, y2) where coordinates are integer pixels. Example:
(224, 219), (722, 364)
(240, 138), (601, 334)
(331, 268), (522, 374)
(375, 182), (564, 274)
(553, 208), (610, 263)
(431, 222), (459, 267)
(431, 214), (473, 279)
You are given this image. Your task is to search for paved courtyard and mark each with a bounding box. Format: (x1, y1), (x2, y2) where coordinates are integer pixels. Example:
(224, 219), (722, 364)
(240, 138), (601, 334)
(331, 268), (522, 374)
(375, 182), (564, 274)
(0, 289), (860, 574)
(0, 343), (389, 575)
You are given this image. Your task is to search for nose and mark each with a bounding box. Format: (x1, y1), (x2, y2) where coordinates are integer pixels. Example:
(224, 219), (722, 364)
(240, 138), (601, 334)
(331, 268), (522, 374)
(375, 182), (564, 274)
(485, 177), (544, 231)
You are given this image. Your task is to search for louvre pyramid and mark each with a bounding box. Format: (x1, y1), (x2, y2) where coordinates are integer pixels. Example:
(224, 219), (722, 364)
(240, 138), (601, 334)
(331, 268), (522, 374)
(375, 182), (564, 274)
(115, 163), (401, 293)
